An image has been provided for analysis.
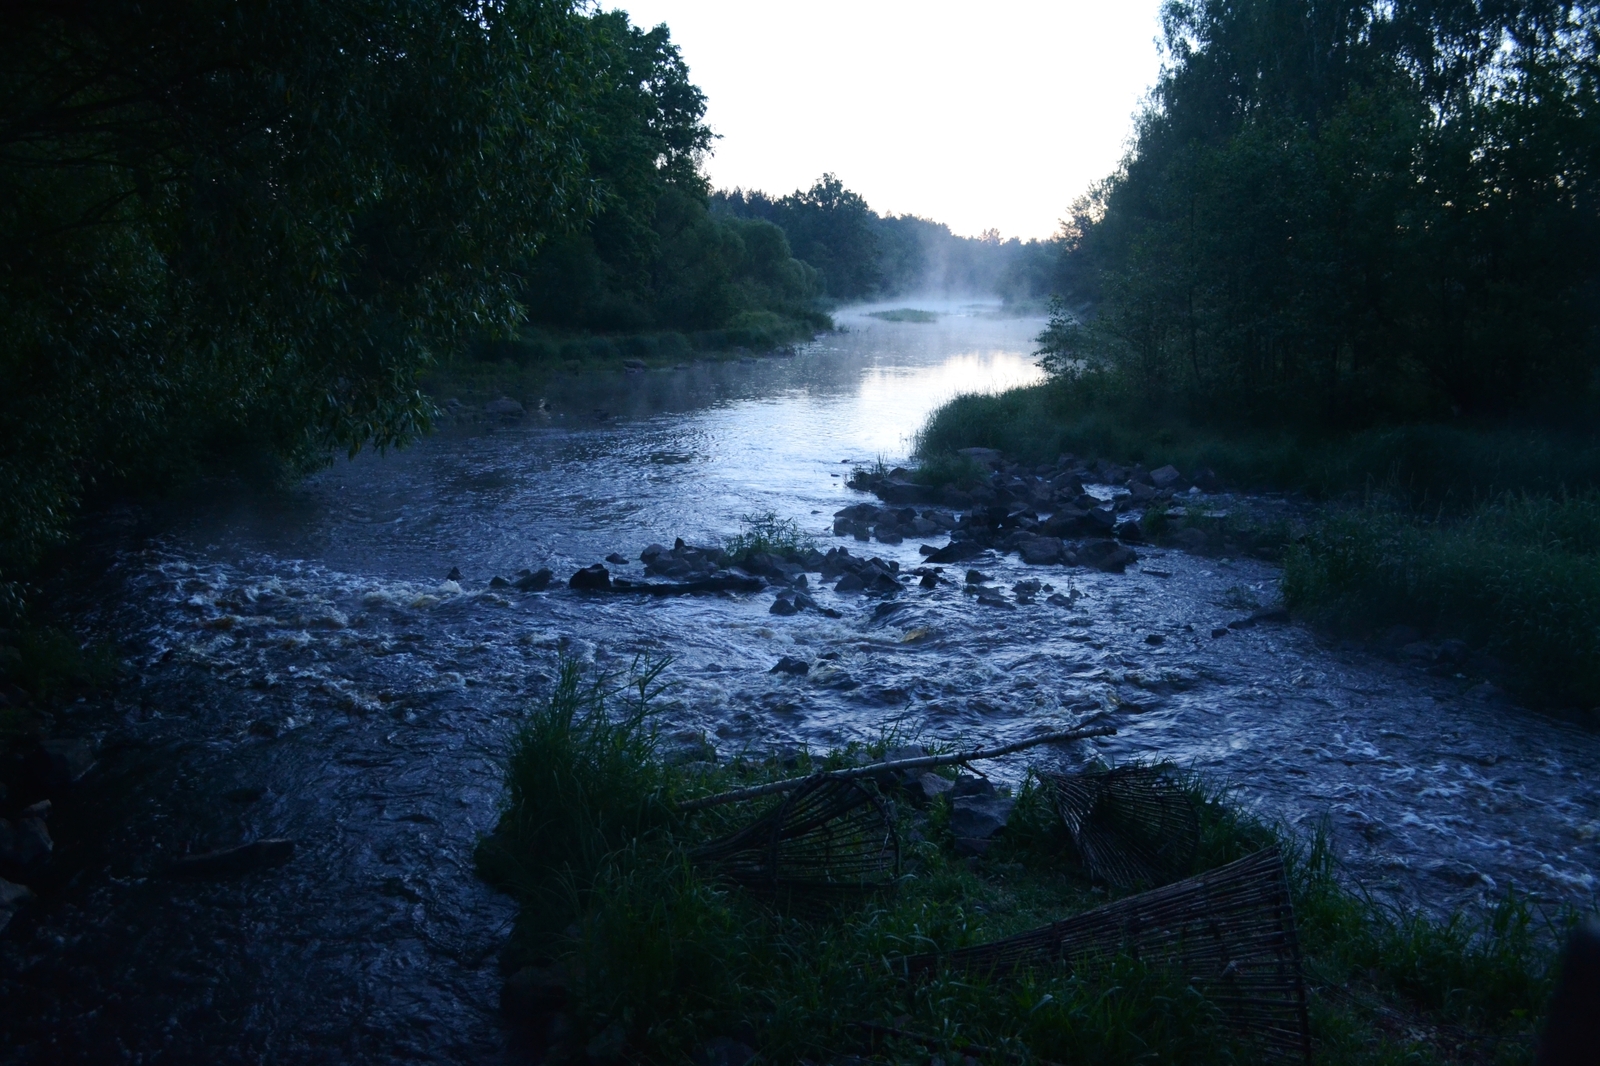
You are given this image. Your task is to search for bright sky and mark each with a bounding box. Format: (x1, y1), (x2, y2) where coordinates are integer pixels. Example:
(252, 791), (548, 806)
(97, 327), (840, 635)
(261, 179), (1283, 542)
(613, 1), (1168, 240)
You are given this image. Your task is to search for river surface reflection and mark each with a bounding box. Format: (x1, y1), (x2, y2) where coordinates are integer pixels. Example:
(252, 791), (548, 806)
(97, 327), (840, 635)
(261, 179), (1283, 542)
(3, 301), (1596, 1064)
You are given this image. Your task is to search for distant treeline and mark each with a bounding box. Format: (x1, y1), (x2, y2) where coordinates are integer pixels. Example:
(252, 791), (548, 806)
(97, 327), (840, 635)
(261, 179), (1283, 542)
(1039, 0), (1600, 429)
(712, 177), (1061, 302)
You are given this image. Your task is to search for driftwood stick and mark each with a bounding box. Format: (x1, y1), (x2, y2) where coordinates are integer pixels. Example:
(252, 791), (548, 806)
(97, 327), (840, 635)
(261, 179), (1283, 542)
(680, 722), (1117, 811)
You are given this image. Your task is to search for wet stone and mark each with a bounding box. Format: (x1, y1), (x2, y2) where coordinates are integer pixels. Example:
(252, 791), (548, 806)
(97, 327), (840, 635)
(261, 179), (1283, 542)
(568, 564), (611, 590)
(514, 567), (554, 591)
(769, 656), (810, 676)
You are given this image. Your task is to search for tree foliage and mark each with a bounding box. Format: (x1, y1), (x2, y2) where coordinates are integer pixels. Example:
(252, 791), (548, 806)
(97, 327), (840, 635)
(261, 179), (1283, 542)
(714, 176), (1059, 301)
(515, 12), (820, 333)
(0, 0), (604, 608)
(1044, 0), (1600, 426)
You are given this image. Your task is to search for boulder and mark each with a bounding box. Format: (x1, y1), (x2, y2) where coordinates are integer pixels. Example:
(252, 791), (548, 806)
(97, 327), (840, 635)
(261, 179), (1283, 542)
(912, 772), (954, 804)
(1168, 527), (1209, 553)
(604, 552), (629, 565)
(834, 573), (865, 593)
(925, 540), (987, 564)
(1018, 536), (1065, 565)
(1077, 539), (1138, 573)
(513, 567), (554, 591)
(568, 564), (612, 590)
(769, 656), (810, 676)
(950, 794), (1015, 856)
(1113, 519), (1144, 542)
(1149, 464), (1183, 489)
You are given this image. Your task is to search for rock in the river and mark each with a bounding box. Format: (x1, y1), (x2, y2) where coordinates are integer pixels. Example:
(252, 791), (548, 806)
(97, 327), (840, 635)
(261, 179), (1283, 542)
(488, 576), (511, 589)
(1149, 464), (1183, 489)
(950, 794), (1015, 856)
(1077, 539), (1137, 573)
(514, 567), (554, 591)
(1017, 536), (1066, 565)
(165, 838), (295, 878)
(976, 589), (1014, 609)
(918, 572), (938, 589)
(1168, 527), (1209, 553)
(770, 656), (810, 676)
(569, 564), (612, 590)
(1046, 592), (1074, 607)
(484, 397), (524, 418)
(640, 539), (726, 578)
(1113, 519), (1144, 542)
(834, 573), (865, 593)
(604, 552), (629, 565)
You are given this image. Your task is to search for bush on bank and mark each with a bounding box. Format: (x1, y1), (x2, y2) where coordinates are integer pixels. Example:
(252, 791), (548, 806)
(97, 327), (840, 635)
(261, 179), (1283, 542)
(478, 661), (1560, 1064)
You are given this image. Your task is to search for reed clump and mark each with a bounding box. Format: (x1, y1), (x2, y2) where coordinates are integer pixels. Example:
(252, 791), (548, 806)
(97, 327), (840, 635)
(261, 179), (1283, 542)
(478, 661), (1562, 1063)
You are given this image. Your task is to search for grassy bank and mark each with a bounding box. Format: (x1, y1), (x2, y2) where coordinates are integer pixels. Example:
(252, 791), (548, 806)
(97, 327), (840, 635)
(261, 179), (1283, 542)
(477, 661), (1561, 1064)
(1284, 497), (1600, 710)
(916, 381), (1600, 508)
(430, 311), (829, 407)
(915, 380), (1600, 709)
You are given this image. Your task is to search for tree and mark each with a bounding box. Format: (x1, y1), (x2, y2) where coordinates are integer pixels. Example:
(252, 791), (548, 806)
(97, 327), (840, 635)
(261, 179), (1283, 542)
(0, 0), (595, 608)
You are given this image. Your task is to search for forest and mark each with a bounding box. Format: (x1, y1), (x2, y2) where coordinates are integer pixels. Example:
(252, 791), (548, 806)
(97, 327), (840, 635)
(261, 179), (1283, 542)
(918, 0), (1600, 709)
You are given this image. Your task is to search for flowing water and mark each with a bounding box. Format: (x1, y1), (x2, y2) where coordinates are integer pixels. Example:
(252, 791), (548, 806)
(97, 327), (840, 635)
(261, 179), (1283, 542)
(4, 302), (1599, 1063)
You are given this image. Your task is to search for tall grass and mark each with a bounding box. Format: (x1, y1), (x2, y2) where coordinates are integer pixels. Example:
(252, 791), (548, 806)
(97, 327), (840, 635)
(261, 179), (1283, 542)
(722, 511), (814, 566)
(479, 664), (1562, 1062)
(915, 379), (1600, 507)
(1284, 495), (1600, 707)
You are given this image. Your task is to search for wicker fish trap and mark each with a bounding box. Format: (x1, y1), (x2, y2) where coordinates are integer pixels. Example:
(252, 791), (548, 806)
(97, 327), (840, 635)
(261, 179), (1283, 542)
(1049, 765), (1201, 888)
(688, 774), (899, 898)
(898, 848), (1310, 1062)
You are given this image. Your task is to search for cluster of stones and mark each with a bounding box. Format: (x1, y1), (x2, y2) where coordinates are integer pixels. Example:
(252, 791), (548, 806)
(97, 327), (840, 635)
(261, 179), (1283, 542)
(841, 449), (1222, 575)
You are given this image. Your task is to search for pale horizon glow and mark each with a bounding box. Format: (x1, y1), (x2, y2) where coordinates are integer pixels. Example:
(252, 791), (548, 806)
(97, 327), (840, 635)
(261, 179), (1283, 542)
(613, 1), (1167, 240)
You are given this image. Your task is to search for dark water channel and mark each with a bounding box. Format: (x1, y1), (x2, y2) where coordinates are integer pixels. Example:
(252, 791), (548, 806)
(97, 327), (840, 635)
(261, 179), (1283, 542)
(4, 303), (1598, 1063)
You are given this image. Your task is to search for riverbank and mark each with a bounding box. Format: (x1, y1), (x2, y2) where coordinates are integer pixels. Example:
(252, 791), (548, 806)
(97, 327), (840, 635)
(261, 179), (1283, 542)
(478, 660), (1559, 1064)
(914, 380), (1600, 711)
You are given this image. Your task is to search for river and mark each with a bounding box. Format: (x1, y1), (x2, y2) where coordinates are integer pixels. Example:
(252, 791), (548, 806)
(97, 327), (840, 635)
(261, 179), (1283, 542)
(3, 302), (1597, 1063)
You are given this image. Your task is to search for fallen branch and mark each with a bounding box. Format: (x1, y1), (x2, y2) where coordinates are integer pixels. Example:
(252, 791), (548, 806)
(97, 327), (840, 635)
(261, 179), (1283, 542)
(680, 722), (1117, 811)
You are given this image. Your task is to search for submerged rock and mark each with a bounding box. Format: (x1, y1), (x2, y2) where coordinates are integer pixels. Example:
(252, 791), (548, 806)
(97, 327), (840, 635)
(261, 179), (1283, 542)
(769, 656), (810, 676)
